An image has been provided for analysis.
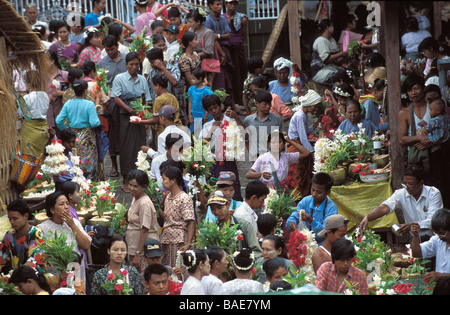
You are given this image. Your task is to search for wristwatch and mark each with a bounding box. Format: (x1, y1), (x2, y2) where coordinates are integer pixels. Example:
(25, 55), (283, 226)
(218, 34), (221, 40)
(136, 250), (142, 255)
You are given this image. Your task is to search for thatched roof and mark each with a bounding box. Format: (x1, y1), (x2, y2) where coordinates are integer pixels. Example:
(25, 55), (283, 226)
(0, 0), (48, 74)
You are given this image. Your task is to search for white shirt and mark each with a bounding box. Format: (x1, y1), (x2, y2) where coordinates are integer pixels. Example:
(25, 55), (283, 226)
(101, 43), (130, 59)
(150, 153), (168, 188)
(21, 91), (50, 120)
(234, 202), (258, 235)
(382, 185), (443, 237)
(420, 235), (450, 274)
(155, 124), (191, 157)
(201, 274), (223, 295)
(166, 41), (181, 62)
(200, 115), (233, 157)
(220, 279), (264, 295)
(180, 276), (205, 295)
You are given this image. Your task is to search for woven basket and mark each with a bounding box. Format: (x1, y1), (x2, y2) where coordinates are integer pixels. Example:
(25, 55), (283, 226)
(9, 153), (42, 186)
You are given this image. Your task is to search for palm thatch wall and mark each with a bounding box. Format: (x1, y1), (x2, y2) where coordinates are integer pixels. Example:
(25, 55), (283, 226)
(0, 0), (49, 211)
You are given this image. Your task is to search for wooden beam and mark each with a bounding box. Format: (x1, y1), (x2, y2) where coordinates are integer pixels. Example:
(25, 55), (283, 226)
(380, 1), (402, 190)
(288, 0), (301, 68)
(433, 2), (442, 39)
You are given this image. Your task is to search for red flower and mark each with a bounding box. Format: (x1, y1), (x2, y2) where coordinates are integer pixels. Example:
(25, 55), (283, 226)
(251, 268), (257, 275)
(114, 284), (122, 292)
(60, 280), (67, 287)
(121, 269), (128, 276)
(50, 84), (56, 89)
(358, 154), (364, 159)
(359, 171), (365, 176)
(36, 173), (43, 180)
(111, 197), (116, 203)
(369, 170), (374, 174)
(236, 235), (244, 241)
(192, 162), (199, 169)
(120, 221), (126, 226)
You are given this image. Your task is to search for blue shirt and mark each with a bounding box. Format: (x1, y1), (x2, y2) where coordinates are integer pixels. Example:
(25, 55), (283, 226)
(426, 114), (450, 145)
(85, 12), (102, 27)
(285, 195), (338, 245)
(204, 199), (243, 223)
(269, 79), (305, 104)
(362, 99), (388, 132)
(336, 118), (377, 138)
(56, 98), (101, 130)
(204, 13), (232, 45)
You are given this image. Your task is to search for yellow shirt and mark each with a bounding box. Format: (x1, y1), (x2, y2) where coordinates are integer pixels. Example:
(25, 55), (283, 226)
(153, 93), (182, 137)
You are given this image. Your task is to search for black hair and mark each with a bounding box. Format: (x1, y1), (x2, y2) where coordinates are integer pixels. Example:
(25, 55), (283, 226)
(81, 60), (97, 78)
(59, 128), (77, 142)
(345, 99), (362, 113)
(146, 47), (164, 62)
(83, 29), (100, 50)
(152, 34), (166, 46)
(263, 235), (287, 259)
(56, 21), (71, 34)
(72, 80), (88, 97)
(67, 68), (84, 87)
(405, 17), (419, 32)
(403, 164), (424, 182)
(270, 280), (292, 292)
(192, 68), (206, 81)
(250, 76), (269, 89)
(48, 20), (64, 42)
(424, 84), (442, 98)
(245, 179), (270, 200)
(418, 37), (439, 53)
(108, 23), (124, 40)
(44, 191), (68, 218)
(69, 13), (85, 29)
(182, 249), (207, 274)
(334, 82), (355, 98)
(102, 34), (119, 47)
(151, 73), (169, 89)
(159, 158), (185, 174)
(181, 32), (196, 52)
(143, 264), (169, 282)
(108, 235), (127, 250)
(365, 53), (385, 68)
(207, 0), (220, 6)
(257, 213), (278, 237)
(267, 130), (287, 145)
(61, 181), (80, 197)
(168, 7), (181, 18)
(311, 172), (334, 191)
(402, 73), (425, 93)
(431, 209), (450, 233)
(317, 18), (332, 33)
(162, 165), (186, 192)
(202, 94), (221, 111)
(151, 20), (164, 31)
(7, 199), (30, 216)
(425, 59), (439, 80)
(125, 52), (140, 63)
(372, 78), (386, 91)
(433, 275), (450, 295)
(343, 13), (356, 27)
(127, 169), (150, 188)
(262, 257), (287, 281)
(32, 25), (46, 40)
(48, 49), (61, 70)
(331, 238), (356, 263)
(204, 246), (226, 267)
(186, 9), (206, 24)
(10, 265), (52, 295)
(254, 89), (272, 104)
(165, 133), (184, 150)
(232, 248), (254, 271)
(247, 56), (264, 74)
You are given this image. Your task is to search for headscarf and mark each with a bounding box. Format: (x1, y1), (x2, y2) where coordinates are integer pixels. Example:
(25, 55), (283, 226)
(299, 89), (322, 107)
(273, 57), (293, 75)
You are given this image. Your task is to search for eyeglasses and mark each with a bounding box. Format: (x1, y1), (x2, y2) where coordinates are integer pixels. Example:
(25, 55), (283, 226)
(401, 182), (418, 189)
(434, 231), (448, 238)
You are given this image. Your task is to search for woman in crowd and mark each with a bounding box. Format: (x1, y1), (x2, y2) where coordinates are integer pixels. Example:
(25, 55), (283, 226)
(0, 199), (44, 275)
(401, 17), (432, 63)
(125, 170), (159, 273)
(91, 236), (143, 295)
(337, 99), (377, 137)
(262, 257), (289, 290)
(179, 31), (202, 87)
(110, 52), (151, 192)
(160, 166), (196, 268)
(19, 70), (50, 158)
(255, 235), (296, 284)
(220, 249), (264, 294)
(56, 80), (101, 180)
(37, 191), (91, 289)
(202, 246), (228, 295)
(187, 9), (216, 85)
(242, 55), (264, 114)
(78, 27), (102, 66)
(180, 249), (210, 295)
(310, 19), (347, 85)
(46, 50), (68, 138)
(10, 265), (52, 295)
(49, 21), (78, 67)
(359, 78), (388, 132)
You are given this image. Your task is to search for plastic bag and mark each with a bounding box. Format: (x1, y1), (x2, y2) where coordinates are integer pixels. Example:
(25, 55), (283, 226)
(297, 209), (309, 231)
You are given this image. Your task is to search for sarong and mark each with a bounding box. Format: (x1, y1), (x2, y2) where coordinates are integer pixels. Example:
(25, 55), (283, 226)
(72, 127), (97, 180)
(229, 42), (247, 105)
(106, 99), (121, 157)
(119, 113), (147, 176)
(20, 119), (49, 158)
(212, 44), (234, 109)
(288, 140), (314, 199)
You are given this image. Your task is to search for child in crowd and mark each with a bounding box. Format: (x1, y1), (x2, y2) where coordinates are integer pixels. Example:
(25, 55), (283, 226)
(242, 55), (264, 114)
(419, 98), (450, 152)
(268, 57), (306, 105)
(188, 68), (213, 135)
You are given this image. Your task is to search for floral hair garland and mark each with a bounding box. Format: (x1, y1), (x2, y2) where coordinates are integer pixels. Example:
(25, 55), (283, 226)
(183, 250), (197, 268)
(231, 251), (255, 271)
(333, 86), (352, 98)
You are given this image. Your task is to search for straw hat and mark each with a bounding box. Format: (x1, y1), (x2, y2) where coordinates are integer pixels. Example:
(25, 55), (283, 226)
(365, 67), (386, 84)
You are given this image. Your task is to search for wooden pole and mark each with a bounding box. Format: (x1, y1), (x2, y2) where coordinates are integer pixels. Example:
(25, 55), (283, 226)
(433, 2), (442, 39)
(288, 0), (301, 68)
(380, 1), (402, 190)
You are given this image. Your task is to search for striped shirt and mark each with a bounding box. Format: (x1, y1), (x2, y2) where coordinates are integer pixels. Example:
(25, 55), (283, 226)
(315, 262), (369, 295)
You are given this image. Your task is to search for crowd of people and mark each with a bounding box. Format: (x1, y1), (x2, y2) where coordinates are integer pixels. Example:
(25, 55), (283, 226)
(2, 0), (450, 296)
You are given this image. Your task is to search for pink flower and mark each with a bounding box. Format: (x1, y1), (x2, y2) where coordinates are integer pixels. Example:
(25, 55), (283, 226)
(121, 269), (128, 276)
(108, 272), (114, 280)
(114, 284), (122, 292)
